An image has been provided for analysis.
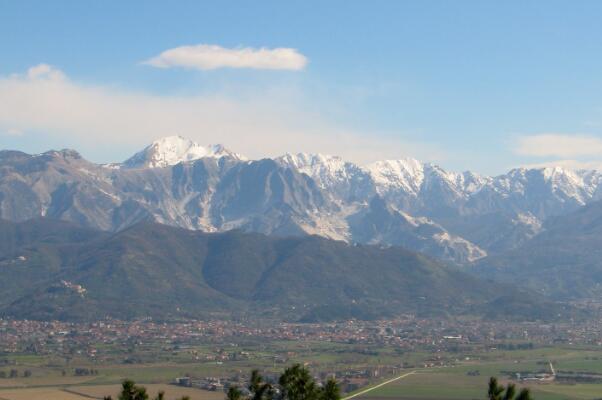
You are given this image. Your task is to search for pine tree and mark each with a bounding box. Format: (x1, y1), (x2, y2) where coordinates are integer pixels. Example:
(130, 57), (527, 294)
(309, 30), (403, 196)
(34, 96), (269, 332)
(488, 377), (505, 400)
(320, 378), (341, 400)
(118, 380), (149, 400)
(227, 386), (244, 400)
(488, 377), (533, 400)
(279, 364), (319, 400)
(249, 369), (274, 400)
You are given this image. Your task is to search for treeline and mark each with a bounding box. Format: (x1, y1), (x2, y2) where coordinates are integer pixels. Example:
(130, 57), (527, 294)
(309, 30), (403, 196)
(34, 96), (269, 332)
(0, 367), (101, 378)
(74, 367), (100, 376)
(0, 369), (31, 378)
(496, 343), (535, 351)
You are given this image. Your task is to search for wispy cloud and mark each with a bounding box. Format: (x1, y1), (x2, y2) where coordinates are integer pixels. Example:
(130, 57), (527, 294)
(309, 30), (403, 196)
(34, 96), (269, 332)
(26, 63), (66, 81)
(515, 133), (602, 157)
(512, 133), (602, 171)
(520, 159), (602, 171)
(143, 44), (308, 71)
(0, 64), (440, 165)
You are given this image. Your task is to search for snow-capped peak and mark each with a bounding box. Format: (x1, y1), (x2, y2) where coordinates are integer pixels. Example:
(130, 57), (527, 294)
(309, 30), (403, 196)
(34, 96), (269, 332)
(363, 158), (425, 195)
(123, 136), (244, 168)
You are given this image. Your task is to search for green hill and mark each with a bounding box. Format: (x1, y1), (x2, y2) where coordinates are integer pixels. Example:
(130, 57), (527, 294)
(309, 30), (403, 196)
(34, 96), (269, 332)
(476, 200), (602, 299)
(0, 219), (570, 321)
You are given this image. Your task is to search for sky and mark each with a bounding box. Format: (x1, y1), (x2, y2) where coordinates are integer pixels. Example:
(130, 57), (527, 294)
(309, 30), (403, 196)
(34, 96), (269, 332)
(2, 1), (602, 175)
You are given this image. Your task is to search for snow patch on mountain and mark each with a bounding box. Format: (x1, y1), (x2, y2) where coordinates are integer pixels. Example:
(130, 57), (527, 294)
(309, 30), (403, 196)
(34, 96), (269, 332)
(492, 167), (599, 205)
(432, 231), (488, 263)
(276, 152), (371, 194)
(394, 209), (487, 263)
(277, 153), (352, 188)
(514, 212), (542, 232)
(364, 159), (425, 195)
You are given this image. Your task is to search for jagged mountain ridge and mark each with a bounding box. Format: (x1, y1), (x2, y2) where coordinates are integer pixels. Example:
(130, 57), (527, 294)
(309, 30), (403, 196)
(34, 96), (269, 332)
(1, 136), (601, 264)
(274, 151), (602, 258)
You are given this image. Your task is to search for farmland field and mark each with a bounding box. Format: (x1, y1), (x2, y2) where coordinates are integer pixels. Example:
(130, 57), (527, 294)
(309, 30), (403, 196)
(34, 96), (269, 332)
(2, 338), (602, 400)
(0, 387), (97, 400)
(68, 384), (224, 400)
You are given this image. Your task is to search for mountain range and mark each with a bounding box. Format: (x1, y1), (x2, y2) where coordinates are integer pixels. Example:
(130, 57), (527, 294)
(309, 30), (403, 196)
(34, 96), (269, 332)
(0, 218), (572, 322)
(2, 135), (601, 265)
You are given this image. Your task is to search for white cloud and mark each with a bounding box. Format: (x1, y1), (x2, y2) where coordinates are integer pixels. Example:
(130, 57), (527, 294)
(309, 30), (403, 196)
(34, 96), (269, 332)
(26, 63), (66, 81)
(144, 44), (308, 71)
(520, 159), (602, 171)
(0, 64), (439, 165)
(515, 133), (602, 157)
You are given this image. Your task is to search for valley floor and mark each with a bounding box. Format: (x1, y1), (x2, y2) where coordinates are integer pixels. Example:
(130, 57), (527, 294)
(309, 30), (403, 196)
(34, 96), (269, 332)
(2, 336), (602, 399)
(2, 316), (602, 400)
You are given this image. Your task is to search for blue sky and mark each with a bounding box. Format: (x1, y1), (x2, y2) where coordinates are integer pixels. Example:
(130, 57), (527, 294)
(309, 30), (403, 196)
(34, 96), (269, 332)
(2, 1), (602, 174)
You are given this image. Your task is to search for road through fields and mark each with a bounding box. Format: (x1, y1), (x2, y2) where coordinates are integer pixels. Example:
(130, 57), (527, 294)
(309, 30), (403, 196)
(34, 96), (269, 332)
(343, 371), (417, 400)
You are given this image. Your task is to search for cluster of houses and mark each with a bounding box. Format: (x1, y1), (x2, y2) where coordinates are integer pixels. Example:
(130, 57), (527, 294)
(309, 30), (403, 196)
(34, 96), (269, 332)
(172, 366), (396, 395)
(174, 376), (227, 392)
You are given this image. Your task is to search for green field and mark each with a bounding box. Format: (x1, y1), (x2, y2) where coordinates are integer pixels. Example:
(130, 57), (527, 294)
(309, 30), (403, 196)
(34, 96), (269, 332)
(358, 369), (602, 400)
(347, 345), (602, 400)
(2, 343), (602, 400)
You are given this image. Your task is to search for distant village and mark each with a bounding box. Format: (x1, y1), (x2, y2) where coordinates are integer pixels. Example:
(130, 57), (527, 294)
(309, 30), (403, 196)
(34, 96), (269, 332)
(2, 315), (602, 357)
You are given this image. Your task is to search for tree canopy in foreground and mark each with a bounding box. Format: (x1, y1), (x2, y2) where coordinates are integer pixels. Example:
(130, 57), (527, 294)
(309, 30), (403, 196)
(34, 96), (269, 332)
(488, 377), (533, 400)
(103, 364), (340, 400)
